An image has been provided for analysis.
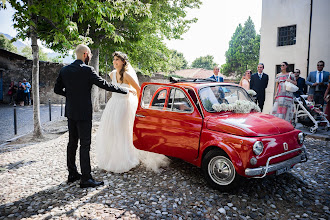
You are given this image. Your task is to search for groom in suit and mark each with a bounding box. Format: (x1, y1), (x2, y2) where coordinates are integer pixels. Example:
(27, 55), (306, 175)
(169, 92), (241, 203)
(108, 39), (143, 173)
(306, 60), (329, 106)
(54, 44), (133, 188)
(250, 63), (269, 111)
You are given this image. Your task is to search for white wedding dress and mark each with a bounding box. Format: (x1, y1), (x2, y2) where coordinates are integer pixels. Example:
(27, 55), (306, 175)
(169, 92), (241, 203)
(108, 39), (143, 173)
(95, 68), (169, 173)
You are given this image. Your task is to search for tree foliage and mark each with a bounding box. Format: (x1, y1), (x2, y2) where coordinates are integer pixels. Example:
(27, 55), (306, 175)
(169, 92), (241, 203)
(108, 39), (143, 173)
(20, 45), (49, 61)
(168, 50), (188, 71)
(191, 55), (217, 70)
(1, 0), (201, 113)
(25, 0), (201, 75)
(221, 17), (260, 78)
(0, 33), (18, 53)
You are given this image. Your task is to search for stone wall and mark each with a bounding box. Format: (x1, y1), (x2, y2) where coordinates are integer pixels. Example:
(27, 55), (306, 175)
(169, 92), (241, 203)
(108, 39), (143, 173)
(1, 58), (64, 104)
(1, 48), (171, 104)
(1, 59), (169, 105)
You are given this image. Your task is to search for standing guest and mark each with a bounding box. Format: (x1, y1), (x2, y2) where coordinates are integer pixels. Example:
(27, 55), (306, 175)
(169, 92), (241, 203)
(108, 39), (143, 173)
(293, 69), (307, 98)
(209, 66), (223, 82)
(324, 79), (330, 122)
(22, 78), (31, 105)
(54, 44), (135, 188)
(272, 62), (297, 122)
(250, 63), (269, 111)
(306, 61), (329, 107)
(16, 81), (25, 106)
(8, 81), (17, 105)
(239, 69), (252, 91)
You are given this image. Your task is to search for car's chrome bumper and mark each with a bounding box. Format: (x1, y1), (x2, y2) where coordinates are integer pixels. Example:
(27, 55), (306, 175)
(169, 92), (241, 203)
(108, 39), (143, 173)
(245, 145), (308, 178)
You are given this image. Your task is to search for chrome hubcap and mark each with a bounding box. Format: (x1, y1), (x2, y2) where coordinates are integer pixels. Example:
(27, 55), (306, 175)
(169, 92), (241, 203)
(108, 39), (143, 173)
(208, 156), (235, 185)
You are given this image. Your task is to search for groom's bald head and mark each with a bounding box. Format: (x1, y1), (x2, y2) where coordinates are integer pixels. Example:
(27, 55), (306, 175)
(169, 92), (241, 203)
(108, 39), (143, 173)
(76, 44), (92, 64)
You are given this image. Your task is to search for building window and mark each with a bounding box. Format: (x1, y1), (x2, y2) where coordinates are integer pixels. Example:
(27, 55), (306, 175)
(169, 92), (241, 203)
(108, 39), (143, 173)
(277, 25), (296, 46)
(276, 64), (295, 75)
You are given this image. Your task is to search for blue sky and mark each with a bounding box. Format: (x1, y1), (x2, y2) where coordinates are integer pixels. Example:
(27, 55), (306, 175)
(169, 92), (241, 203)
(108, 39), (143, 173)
(0, 0), (262, 65)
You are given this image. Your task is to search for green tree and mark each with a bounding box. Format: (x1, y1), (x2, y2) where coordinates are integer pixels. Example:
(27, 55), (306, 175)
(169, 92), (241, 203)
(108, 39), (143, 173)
(36, 0), (201, 110)
(2, 0), (201, 113)
(20, 45), (49, 61)
(0, 34), (18, 53)
(97, 0), (201, 75)
(50, 55), (63, 63)
(1, 0), (81, 138)
(169, 50), (188, 71)
(191, 55), (217, 70)
(221, 16), (260, 78)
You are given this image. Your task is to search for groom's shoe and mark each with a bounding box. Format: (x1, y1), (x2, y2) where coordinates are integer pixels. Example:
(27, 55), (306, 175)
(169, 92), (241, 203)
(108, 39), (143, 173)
(80, 179), (104, 188)
(67, 174), (81, 183)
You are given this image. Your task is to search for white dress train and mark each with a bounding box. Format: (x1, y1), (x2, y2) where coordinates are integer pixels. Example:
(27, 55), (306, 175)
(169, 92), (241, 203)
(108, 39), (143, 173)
(95, 70), (169, 173)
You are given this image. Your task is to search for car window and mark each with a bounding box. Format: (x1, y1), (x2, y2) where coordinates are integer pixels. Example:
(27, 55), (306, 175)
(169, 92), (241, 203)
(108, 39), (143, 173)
(141, 84), (168, 109)
(199, 85), (252, 112)
(167, 88), (193, 112)
(150, 89), (167, 109)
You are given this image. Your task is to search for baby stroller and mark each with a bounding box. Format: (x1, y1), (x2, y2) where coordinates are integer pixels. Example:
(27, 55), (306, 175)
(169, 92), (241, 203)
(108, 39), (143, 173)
(293, 95), (330, 133)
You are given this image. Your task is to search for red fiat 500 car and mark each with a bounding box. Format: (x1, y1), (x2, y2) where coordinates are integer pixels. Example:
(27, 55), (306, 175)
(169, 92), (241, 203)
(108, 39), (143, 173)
(133, 79), (308, 190)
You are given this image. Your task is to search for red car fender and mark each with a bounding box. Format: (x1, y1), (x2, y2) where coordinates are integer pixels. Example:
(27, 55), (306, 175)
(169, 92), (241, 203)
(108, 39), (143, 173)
(197, 131), (245, 176)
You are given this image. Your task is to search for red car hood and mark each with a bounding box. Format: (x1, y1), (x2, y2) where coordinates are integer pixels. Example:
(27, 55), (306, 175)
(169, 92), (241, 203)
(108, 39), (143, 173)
(206, 113), (294, 137)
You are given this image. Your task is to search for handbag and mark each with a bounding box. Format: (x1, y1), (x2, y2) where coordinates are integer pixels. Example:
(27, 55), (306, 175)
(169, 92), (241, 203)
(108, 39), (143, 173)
(285, 72), (299, 92)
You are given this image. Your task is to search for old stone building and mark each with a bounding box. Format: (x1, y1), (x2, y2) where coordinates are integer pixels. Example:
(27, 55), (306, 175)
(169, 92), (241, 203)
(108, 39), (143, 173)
(0, 48), (64, 104)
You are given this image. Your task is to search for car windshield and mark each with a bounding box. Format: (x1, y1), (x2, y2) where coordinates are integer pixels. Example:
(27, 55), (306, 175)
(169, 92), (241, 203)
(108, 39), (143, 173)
(199, 85), (253, 112)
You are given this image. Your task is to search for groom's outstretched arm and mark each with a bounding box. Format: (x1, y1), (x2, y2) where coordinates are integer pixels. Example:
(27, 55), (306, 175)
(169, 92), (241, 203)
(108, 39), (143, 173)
(88, 66), (128, 94)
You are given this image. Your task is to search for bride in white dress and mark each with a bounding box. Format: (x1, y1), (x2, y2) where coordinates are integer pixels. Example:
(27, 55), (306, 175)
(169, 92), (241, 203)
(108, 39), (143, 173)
(95, 51), (169, 173)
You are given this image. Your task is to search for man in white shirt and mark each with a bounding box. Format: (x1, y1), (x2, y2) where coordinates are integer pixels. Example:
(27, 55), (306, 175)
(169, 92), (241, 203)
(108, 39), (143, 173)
(306, 61), (330, 106)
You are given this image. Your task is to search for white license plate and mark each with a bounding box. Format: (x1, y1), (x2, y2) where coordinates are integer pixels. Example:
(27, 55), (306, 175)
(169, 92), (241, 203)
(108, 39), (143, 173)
(276, 166), (289, 175)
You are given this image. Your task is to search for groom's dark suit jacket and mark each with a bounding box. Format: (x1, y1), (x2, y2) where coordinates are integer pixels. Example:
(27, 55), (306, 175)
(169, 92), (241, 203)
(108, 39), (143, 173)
(250, 72), (269, 111)
(54, 60), (127, 120)
(250, 72), (269, 100)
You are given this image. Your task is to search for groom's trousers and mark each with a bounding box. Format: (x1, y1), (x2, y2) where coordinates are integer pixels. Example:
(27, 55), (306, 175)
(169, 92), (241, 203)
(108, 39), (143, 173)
(67, 118), (92, 181)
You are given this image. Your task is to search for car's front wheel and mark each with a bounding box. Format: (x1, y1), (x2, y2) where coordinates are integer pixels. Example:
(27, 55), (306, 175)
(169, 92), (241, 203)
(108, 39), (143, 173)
(202, 150), (241, 191)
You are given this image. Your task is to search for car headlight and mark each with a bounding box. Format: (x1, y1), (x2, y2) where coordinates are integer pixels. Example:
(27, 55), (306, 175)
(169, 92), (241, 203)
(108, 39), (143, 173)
(253, 141), (264, 155)
(298, 132), (305, 144)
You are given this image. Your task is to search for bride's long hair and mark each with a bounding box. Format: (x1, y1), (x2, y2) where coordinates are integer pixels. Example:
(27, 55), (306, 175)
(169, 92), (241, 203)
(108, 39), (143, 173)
(112, 51), (129, 83)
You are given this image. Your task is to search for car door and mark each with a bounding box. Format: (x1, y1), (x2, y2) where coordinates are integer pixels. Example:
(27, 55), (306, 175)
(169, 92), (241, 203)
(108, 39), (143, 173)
(133, 84), (203, 163)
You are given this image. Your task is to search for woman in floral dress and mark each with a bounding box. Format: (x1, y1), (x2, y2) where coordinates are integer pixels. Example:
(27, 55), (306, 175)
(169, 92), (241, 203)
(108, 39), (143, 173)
(272, 62), (297, 122)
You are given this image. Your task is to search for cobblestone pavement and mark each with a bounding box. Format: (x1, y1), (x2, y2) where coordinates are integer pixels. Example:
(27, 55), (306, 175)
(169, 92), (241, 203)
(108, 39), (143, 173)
(0, 113), (329, 220)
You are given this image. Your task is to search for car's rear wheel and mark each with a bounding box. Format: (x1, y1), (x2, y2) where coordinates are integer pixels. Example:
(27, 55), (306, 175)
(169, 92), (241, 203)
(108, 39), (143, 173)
(202, 150), (241, 191)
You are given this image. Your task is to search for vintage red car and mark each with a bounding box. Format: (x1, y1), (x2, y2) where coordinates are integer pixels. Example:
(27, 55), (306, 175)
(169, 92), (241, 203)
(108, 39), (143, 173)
(133, 79), (308, 190)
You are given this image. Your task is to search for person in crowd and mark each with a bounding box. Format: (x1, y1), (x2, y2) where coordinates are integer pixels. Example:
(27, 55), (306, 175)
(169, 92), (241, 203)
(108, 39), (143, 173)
(293, 69), (307, 98)
(250, 63), (269, 111)
(16, 81), (25, 106)
(8, 81), (17, 105)
(272, 62), (297, 122)
(324, 78), (330, 121)
(239, 69), (252, 91)
(22, 78), (31, 105)
(54, 44), (134, 188)
(209, 66), (224, 82)
(306, 61), (329, 107)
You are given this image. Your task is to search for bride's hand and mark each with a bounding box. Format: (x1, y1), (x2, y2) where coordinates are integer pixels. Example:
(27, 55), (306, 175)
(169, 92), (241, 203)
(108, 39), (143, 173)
(128, 88), (137, 96)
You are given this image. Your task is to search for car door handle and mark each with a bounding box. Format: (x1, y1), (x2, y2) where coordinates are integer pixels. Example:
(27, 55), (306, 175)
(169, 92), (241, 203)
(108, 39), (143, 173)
(135, 114), (146, 118)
